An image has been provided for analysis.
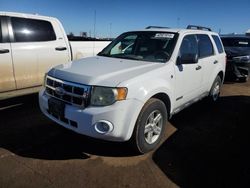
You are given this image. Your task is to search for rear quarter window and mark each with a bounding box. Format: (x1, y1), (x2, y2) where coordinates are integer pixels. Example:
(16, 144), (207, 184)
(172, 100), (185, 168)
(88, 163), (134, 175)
(11, 17), (56, 42)
(212, 35), (224, 53)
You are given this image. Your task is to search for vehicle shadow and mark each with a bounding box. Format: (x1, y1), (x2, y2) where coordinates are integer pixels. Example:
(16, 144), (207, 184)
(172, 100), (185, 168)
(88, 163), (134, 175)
(0, 94), (135, 160)
(153, 96), (250, 188)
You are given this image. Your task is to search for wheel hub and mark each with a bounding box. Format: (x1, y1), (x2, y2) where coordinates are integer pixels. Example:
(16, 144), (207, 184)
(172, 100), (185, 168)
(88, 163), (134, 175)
(144, 110), (163, 144)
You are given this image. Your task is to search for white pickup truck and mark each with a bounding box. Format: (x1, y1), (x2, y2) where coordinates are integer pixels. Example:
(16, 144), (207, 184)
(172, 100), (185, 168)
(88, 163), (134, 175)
(0, 12), (110, 99)
(39, 25), (226, 153)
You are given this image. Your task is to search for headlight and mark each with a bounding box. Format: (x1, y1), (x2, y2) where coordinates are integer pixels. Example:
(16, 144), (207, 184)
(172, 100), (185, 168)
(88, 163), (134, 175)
(90, 86), (127, 106)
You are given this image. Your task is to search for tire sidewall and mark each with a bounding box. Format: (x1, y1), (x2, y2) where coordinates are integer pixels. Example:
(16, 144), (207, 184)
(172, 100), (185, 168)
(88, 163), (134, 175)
(210, 76), (222, 102)
(135, 99), (167, 153)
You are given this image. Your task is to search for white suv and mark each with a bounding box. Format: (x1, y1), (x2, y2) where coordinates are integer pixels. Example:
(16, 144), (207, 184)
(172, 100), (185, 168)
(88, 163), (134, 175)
(39, 25), (226, 153)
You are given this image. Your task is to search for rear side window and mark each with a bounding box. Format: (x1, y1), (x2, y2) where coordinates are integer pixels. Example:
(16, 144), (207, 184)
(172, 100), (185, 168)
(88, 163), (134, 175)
(212, 35), (224, 53)
(197, 34), (214, 58)
(11, 17), (56, 42)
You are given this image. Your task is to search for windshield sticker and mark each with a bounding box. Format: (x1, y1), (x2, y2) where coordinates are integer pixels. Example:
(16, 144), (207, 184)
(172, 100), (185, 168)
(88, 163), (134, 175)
(154, 33), (175, 39)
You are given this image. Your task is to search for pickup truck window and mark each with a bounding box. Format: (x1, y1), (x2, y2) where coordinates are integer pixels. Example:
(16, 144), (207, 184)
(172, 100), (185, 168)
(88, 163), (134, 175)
(98, 31), (178, 63)
(11, 17), (56, 42)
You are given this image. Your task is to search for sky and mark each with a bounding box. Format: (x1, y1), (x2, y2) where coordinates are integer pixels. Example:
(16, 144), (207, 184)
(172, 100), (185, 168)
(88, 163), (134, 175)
(1, 0), (250, 38)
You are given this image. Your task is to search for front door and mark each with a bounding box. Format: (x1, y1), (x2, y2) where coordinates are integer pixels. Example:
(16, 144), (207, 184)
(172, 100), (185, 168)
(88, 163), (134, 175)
(0, 17), (16, 92)
(174, 34), (203, 108)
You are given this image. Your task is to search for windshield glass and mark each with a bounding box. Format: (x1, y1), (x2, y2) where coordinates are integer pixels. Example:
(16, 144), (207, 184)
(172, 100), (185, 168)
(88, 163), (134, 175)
(222, 37), (250, 47)
(98, 31), (178, 63)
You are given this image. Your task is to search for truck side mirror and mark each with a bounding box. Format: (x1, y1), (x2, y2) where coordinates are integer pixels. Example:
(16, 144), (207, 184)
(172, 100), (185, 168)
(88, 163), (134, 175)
(177, 53), (198, 65)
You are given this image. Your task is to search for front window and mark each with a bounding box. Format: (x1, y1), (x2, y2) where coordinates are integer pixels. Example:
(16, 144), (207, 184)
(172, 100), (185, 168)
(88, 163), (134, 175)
(98, 31), (178, 63)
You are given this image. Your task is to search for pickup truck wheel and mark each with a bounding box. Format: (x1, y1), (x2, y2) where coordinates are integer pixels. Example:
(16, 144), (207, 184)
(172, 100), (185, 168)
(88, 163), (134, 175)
(209, 76), (222, 102)
(132, 98), (167, 154)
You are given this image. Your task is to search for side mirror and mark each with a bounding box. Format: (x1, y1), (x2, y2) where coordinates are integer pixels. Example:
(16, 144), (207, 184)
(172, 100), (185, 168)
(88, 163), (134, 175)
(177, 53), (198, 65)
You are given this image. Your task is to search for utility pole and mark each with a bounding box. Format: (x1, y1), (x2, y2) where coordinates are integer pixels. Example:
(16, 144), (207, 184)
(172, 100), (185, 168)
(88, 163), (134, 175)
(177, 17), (180, 28)
(94, 10), (96, 39)
(109, 23), (112, 39)
(93, 10), (96, 55)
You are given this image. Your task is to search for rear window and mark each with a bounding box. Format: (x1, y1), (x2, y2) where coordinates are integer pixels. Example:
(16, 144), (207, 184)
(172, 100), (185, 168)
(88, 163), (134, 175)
(11, 17), (56, 42)
(197, 34), (214, 58)
(222, 37), (250, 47)
(212, 35), (224, 53)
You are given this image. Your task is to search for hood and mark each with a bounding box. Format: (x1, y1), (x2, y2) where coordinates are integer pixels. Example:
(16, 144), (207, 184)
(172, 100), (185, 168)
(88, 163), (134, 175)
(48, 56), (165, 86)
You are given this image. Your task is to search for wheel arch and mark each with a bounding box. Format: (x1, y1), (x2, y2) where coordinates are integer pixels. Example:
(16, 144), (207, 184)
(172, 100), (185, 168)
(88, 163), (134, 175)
(150, 93), (171, 119)
(218, 71), (224, 83)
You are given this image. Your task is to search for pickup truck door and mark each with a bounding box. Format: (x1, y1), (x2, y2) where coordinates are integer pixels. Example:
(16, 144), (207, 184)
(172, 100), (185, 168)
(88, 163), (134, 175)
(174, 34), (203, 107)
(0, 17), (16, 92)
(9, 17), (70, 89)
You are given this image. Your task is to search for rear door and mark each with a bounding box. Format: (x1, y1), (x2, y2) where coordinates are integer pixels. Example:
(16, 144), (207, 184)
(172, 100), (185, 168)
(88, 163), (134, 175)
(9, 16), (70, 89)
(0, 16), (16, 92)
(197, 34), (219, 92)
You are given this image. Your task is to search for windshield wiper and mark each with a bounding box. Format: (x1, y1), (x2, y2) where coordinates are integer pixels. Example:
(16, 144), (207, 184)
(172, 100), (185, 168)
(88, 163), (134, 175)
(97, 53), (111, 57)
(111, 54), (143, 60)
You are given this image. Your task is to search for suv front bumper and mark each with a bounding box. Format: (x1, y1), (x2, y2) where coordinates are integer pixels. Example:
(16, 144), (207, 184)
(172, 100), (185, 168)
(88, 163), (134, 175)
(39, 88), (144, 141)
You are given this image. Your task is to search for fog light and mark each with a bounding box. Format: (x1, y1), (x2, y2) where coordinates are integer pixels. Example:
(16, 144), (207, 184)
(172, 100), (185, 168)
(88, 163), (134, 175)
(94, 120), (113, 134)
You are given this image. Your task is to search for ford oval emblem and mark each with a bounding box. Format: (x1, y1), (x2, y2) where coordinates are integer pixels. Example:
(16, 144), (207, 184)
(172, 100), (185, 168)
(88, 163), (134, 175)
(55, 87), (65, 96)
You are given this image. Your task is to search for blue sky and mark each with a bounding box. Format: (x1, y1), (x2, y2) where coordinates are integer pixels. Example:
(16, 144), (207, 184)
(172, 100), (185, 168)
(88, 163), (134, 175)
(1, 0), (250, 38)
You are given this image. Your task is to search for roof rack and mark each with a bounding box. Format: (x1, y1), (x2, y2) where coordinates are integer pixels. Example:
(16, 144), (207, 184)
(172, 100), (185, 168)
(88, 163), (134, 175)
(145, 26), (170, 29)
(187, 25), (212, 31)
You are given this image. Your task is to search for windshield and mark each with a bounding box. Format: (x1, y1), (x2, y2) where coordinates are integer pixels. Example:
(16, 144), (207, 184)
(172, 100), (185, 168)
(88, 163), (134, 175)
(98, 31), (178, 63)
(222, 37), (250, 47)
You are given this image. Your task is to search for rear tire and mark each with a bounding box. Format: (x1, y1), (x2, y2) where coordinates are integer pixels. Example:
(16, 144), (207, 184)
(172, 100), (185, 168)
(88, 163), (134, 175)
(209, 75), (222, 102)
(131, 98), (167, 154)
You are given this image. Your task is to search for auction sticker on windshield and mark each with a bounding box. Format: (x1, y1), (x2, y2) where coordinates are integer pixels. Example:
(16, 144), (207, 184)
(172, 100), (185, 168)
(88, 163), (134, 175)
(154, 33), (175, 38)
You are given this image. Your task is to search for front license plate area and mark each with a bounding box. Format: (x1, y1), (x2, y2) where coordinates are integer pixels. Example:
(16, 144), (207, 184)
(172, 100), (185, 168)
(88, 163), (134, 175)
(48, 98), (65, 118)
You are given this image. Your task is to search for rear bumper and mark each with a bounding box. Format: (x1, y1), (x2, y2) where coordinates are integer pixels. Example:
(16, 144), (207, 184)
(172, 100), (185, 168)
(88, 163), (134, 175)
(39, 88), (144, 142)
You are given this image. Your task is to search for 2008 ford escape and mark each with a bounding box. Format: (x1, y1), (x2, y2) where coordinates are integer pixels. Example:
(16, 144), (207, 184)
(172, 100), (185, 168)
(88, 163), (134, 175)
(39, 25), (226, 153)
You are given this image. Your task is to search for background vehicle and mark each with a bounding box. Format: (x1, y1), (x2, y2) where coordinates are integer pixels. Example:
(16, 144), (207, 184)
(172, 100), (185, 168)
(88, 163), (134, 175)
(0, 12), (110, 99)
(39, 25), (226, 153)
(221, 33), (250, 82)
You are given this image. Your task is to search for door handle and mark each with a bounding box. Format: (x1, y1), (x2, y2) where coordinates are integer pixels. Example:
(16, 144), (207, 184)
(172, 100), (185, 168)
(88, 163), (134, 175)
(55, 47), (67, 51)
(0, 49), (10, 54)
(214, 60), (218, 64)
(196, 65), (202, 70)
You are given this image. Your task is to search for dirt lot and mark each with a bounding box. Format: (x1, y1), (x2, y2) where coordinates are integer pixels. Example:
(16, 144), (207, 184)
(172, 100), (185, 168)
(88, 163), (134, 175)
(0, 80), (249, 188)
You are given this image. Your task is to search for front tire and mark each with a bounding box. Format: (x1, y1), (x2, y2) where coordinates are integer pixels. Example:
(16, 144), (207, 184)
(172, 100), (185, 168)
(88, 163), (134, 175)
(131, 98), (167, 154)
